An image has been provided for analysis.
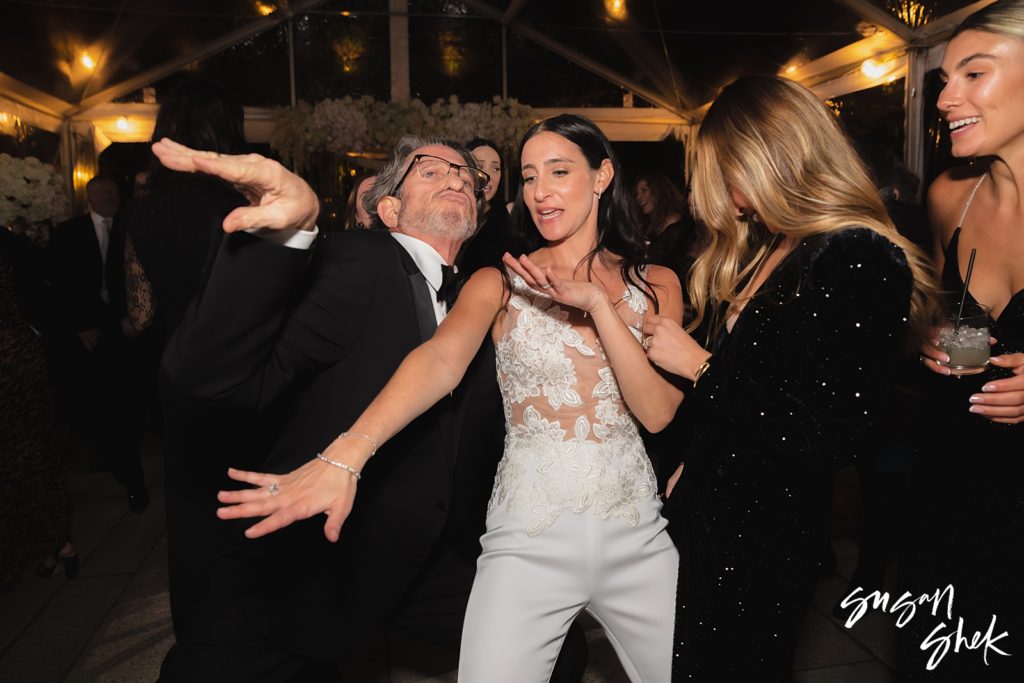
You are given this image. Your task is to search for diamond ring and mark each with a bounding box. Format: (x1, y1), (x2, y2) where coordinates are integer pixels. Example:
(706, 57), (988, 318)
(267, 482), (280, 496)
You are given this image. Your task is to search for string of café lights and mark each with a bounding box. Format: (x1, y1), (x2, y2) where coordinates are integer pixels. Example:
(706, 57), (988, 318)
(0, 0), (868, 37)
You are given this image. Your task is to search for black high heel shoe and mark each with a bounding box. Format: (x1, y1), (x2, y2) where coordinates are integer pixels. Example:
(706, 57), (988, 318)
(36, 542), (79, 579)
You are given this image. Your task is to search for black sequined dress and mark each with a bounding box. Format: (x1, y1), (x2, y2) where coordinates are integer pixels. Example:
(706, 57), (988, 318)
(665, 228), (914, 680)
(897, 227), (1023, 680)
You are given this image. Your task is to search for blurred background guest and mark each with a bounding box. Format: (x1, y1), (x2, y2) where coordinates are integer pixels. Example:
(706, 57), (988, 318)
(633, 171), (698, 489)
(343, 172), (378, 230)
(456, 137), (508, 274)
(634, 171), (699, 290)
(121, 78), (258, 645)
(48, 174), (148, 513)
(0, 247), (76, 588)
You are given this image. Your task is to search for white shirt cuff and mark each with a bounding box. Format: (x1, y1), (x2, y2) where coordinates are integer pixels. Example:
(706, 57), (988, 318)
(246, 226), (319, 250)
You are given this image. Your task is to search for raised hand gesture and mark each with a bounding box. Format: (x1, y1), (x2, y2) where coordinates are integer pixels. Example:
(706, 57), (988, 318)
(151, 138), (319, 233)
(502, 252), (605, 313)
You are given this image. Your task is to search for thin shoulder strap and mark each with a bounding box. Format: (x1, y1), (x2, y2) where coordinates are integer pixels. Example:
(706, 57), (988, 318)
(957, 173), (988, 228)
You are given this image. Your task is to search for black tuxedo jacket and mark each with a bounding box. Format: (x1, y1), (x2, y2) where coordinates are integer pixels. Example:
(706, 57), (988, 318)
(163, 228), (502, 658)
(49, 212), (126, 334)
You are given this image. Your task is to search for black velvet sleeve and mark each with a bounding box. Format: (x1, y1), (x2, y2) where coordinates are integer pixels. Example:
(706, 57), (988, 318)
(162, 230), (379, 409)
(689, 228), (914, 473)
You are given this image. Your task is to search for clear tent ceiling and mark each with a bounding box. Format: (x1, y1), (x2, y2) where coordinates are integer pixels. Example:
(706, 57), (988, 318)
(0, 0), (984, 115)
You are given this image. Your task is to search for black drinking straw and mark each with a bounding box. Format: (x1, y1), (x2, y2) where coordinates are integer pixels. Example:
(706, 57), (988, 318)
(954, 247), (978, 332)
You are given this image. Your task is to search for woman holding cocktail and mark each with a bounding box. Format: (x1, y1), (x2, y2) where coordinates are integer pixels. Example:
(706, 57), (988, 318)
(641, 74), (937, 680)
(906, 1), (1024, 677)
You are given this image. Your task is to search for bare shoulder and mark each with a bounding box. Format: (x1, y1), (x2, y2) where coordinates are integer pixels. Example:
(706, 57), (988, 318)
(927, 165), (987, 236)
(460, 266), (509, 307)
(640, 264), (684, 321)
(644, 264), (682, 293)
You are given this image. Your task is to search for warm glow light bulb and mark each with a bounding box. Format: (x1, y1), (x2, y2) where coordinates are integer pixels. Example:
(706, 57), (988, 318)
(786, 66), (797, 75)
(605, 0), (627, 22)
(80, 53), (96, 70)
(861, 59), (888, 79)
(116, 117), (129, 131)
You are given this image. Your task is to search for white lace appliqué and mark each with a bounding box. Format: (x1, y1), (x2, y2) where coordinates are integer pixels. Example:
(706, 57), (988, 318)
(491, 275), (657, 535)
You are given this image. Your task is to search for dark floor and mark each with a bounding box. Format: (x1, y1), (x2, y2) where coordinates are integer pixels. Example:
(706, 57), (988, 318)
(0, 443), (900, 682)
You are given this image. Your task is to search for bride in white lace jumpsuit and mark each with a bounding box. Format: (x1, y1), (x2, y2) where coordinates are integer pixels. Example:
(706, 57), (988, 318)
(222, 115), (685, 682)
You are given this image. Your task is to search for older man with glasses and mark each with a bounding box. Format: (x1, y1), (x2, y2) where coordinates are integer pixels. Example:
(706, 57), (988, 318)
(154, 135), (585, 682)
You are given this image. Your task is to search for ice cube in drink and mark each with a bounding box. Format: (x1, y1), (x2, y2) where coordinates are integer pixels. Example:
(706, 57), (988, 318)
(937, 317), (990, 376)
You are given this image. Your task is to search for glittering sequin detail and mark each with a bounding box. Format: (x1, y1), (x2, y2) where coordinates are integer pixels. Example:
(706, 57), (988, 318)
(491, 273), (656, 536)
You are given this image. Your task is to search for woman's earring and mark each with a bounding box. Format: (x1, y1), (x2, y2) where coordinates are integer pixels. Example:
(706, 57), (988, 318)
(737, 208), (761, 224)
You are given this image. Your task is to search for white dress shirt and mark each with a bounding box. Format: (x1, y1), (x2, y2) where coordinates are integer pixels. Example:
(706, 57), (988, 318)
(90, 211), (113, 302)
(391, 232), (454, 325)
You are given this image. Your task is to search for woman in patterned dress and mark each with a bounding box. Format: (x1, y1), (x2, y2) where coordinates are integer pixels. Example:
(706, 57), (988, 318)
(0, 251), (75, 586)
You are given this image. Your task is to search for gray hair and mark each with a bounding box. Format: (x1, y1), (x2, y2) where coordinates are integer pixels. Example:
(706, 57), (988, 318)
(361, 135), (481, 219)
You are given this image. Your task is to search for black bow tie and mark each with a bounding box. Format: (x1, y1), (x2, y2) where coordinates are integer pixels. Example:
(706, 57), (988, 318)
(437, 264), (461, 309)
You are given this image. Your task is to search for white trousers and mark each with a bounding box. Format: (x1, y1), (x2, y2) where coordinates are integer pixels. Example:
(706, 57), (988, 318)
(458, 495), (678, 682)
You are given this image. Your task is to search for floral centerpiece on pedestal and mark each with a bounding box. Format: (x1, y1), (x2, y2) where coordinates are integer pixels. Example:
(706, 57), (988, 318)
(0, 154), (69, 246)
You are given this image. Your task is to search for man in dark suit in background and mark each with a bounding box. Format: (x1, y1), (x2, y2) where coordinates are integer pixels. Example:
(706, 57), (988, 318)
(154, 136), (584, 682)
(48, 175), (148, 512)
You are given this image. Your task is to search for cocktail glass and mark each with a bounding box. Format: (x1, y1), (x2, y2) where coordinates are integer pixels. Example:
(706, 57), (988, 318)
(937, 310), (991, 376)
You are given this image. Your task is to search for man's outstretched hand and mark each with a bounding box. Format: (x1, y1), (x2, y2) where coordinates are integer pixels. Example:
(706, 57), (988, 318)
(152, 138), (320, 233)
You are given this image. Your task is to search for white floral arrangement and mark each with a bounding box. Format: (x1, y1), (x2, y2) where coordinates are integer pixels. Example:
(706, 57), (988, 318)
(310, 98), (369, 157)
(271, 96), (538, 169)
(0, 153), (69, 245)
(433, 96), (539, 153)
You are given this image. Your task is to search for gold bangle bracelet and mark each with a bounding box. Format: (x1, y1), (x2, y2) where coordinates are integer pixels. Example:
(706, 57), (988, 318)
(693, 359), (712, 386)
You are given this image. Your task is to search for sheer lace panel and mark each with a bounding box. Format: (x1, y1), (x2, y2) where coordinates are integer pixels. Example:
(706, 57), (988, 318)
(491, 272), (658, 535)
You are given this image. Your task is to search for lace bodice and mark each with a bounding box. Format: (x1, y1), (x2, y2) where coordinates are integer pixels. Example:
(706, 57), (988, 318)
(490, 273), (658, 535)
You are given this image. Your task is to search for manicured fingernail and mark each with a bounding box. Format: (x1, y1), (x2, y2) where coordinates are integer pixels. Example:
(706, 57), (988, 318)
(969, 395), (983, 403)
(969, 405), (982, 413)
(941, 354), (950, 363)
(983, 384), (996, 392)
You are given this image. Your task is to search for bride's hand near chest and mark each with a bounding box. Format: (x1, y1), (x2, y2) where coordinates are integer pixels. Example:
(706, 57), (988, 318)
(503, 252), (608, 313)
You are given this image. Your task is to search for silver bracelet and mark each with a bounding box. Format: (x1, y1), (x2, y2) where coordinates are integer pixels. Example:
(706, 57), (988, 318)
(337, 431), (378, 457)
(316, 452), (361, 480)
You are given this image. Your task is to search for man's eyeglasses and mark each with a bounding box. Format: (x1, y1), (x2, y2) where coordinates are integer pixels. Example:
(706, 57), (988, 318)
(392, 154), (490, 195)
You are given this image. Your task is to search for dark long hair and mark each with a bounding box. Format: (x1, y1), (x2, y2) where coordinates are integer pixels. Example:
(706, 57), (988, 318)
(147, 79), (247, 186)
(466, 136), (505, 207)
(635, 171), (686, 238)
(508, 114), (657, 308)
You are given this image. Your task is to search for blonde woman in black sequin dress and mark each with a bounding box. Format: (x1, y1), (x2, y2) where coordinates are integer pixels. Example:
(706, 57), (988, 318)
(641, 75), (938, 680)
